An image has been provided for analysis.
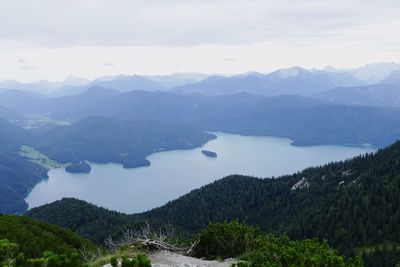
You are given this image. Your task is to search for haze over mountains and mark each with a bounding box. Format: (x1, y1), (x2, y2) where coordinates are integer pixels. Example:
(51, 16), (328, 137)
(173, 67), (364, 96)
(381, 70), (400, 86)
(1, 62), (400, 114)
(0, 62), (399, 97)
(0, 73), (209, 97)
(0, 63), (400, 151)
(1, 62), (400, 155)
(2, 87), (400, 147)
(314, 84), (400, 108)
(352, 62), (400, 84)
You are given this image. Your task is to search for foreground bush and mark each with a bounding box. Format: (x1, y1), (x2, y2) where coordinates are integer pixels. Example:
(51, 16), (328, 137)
(239, 235), (364, 267)
(193, 220), (264, 259)
(0, 240), (86, 267)
(192, 221), (363, 267)
(0, 215), (95, 259)
(113, 254), (151, 267)
(0, 239), (19, 266)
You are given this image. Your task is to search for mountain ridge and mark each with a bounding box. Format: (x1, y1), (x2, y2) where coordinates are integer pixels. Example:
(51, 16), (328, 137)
(172, 68), (364, 96)
(314, 84), (400, 108)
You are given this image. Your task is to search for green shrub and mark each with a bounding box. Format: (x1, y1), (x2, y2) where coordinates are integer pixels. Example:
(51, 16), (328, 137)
(26, 258), (46, 267)
(134, 254), (151, 267)
(193, 220), (263, 259)
(241, 235), (364, 267)
(121, 256), (132, 267)
(0, 248), (84, 267)
(115, 254), (151, 267)
(0, 239), (19, 266)
(44, 251), (82, 267)
(15, 252), (26, 266)
(193, 221), (363, 267)
(0, 215), (96, 259)
(110, 256), (118, 267)
(0, 239), (20, 267)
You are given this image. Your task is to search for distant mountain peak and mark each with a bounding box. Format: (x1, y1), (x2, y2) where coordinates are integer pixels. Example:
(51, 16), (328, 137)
(81, 85), (113, 93)
(380, 70), (400, 86)
(272, 66), (308, 79)
(323, 65), (342, 73)
(114, 74), (139, 80)
(63, 75), (90, 84)
(232, 72), (265, 78)
(351, 62), (400, 84)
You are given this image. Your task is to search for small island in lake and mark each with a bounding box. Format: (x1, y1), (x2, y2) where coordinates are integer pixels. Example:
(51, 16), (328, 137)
(65, 161), (91, 174)
(201, 150), (218, 158)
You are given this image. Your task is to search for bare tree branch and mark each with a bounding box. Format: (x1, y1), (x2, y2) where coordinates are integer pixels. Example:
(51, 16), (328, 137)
(103, 222), (198, 255)
(80, 245), (104, 262)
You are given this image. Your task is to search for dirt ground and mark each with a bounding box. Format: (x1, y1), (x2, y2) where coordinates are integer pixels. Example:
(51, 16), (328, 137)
(149, 251), (236, 267)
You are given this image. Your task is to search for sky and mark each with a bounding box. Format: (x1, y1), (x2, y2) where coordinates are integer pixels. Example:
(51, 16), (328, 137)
(1, 0), (400, 82)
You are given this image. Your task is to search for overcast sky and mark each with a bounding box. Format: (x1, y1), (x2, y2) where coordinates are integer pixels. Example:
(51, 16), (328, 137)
(1, 0), (400, 82)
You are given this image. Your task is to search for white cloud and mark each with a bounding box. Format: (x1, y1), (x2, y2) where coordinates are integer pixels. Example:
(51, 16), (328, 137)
(103, 62), (115, 67)
(222, 58), (236, 62)
(1, 0), (400, 47)
(21, 65), (39, 71)
(0, 0), (399, 81)
(0, 40), (398, 82)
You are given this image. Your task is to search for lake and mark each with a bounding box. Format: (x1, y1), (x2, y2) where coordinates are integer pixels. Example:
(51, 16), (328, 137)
(25, 132), (375, 214)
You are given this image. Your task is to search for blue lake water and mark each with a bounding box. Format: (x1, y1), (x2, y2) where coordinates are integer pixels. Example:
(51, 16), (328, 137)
(26, 132), (374, 214)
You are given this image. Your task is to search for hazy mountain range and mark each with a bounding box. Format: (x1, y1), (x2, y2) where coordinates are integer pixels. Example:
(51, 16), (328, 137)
(1, 62), (399, 98)
(351, 62), (400, 84)
(2, 87), (400, 147)
(380, 70), (400, 86)
(173, 67), (364, 96)
(314, 84), (400, 108)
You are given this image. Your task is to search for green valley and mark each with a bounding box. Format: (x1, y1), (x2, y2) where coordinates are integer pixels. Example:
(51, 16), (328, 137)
(19, 145), (63, 169)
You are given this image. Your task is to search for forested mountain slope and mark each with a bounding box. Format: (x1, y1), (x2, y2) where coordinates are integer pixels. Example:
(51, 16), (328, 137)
(53, 74), (165, 96)
(0, 118), (47, 214)
(0, 89), (47, 114)
(143, 141), (400, 255)
(381, 70), (400, 86)
(0, 105), (24, 122)
(95, 91), (400, 146)
(0, 117), (32, 148)
(4, 88), (400, 147)
(0, 86), (120, 118)
(25, 198), (152, 244)
(314, 84), (400, 107)
(35, 116), (215, 168)
(0, 214), (95, 259)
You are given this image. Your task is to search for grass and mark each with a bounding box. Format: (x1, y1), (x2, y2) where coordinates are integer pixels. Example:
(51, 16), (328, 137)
(87, 255), (113, 267)
(86, 247), (147, 267)
(19, 145), (65, 169)
(22, 113), (71, 129)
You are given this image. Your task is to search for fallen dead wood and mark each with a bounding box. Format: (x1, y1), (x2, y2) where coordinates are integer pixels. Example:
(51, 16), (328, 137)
(104, 222), (198, 255)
